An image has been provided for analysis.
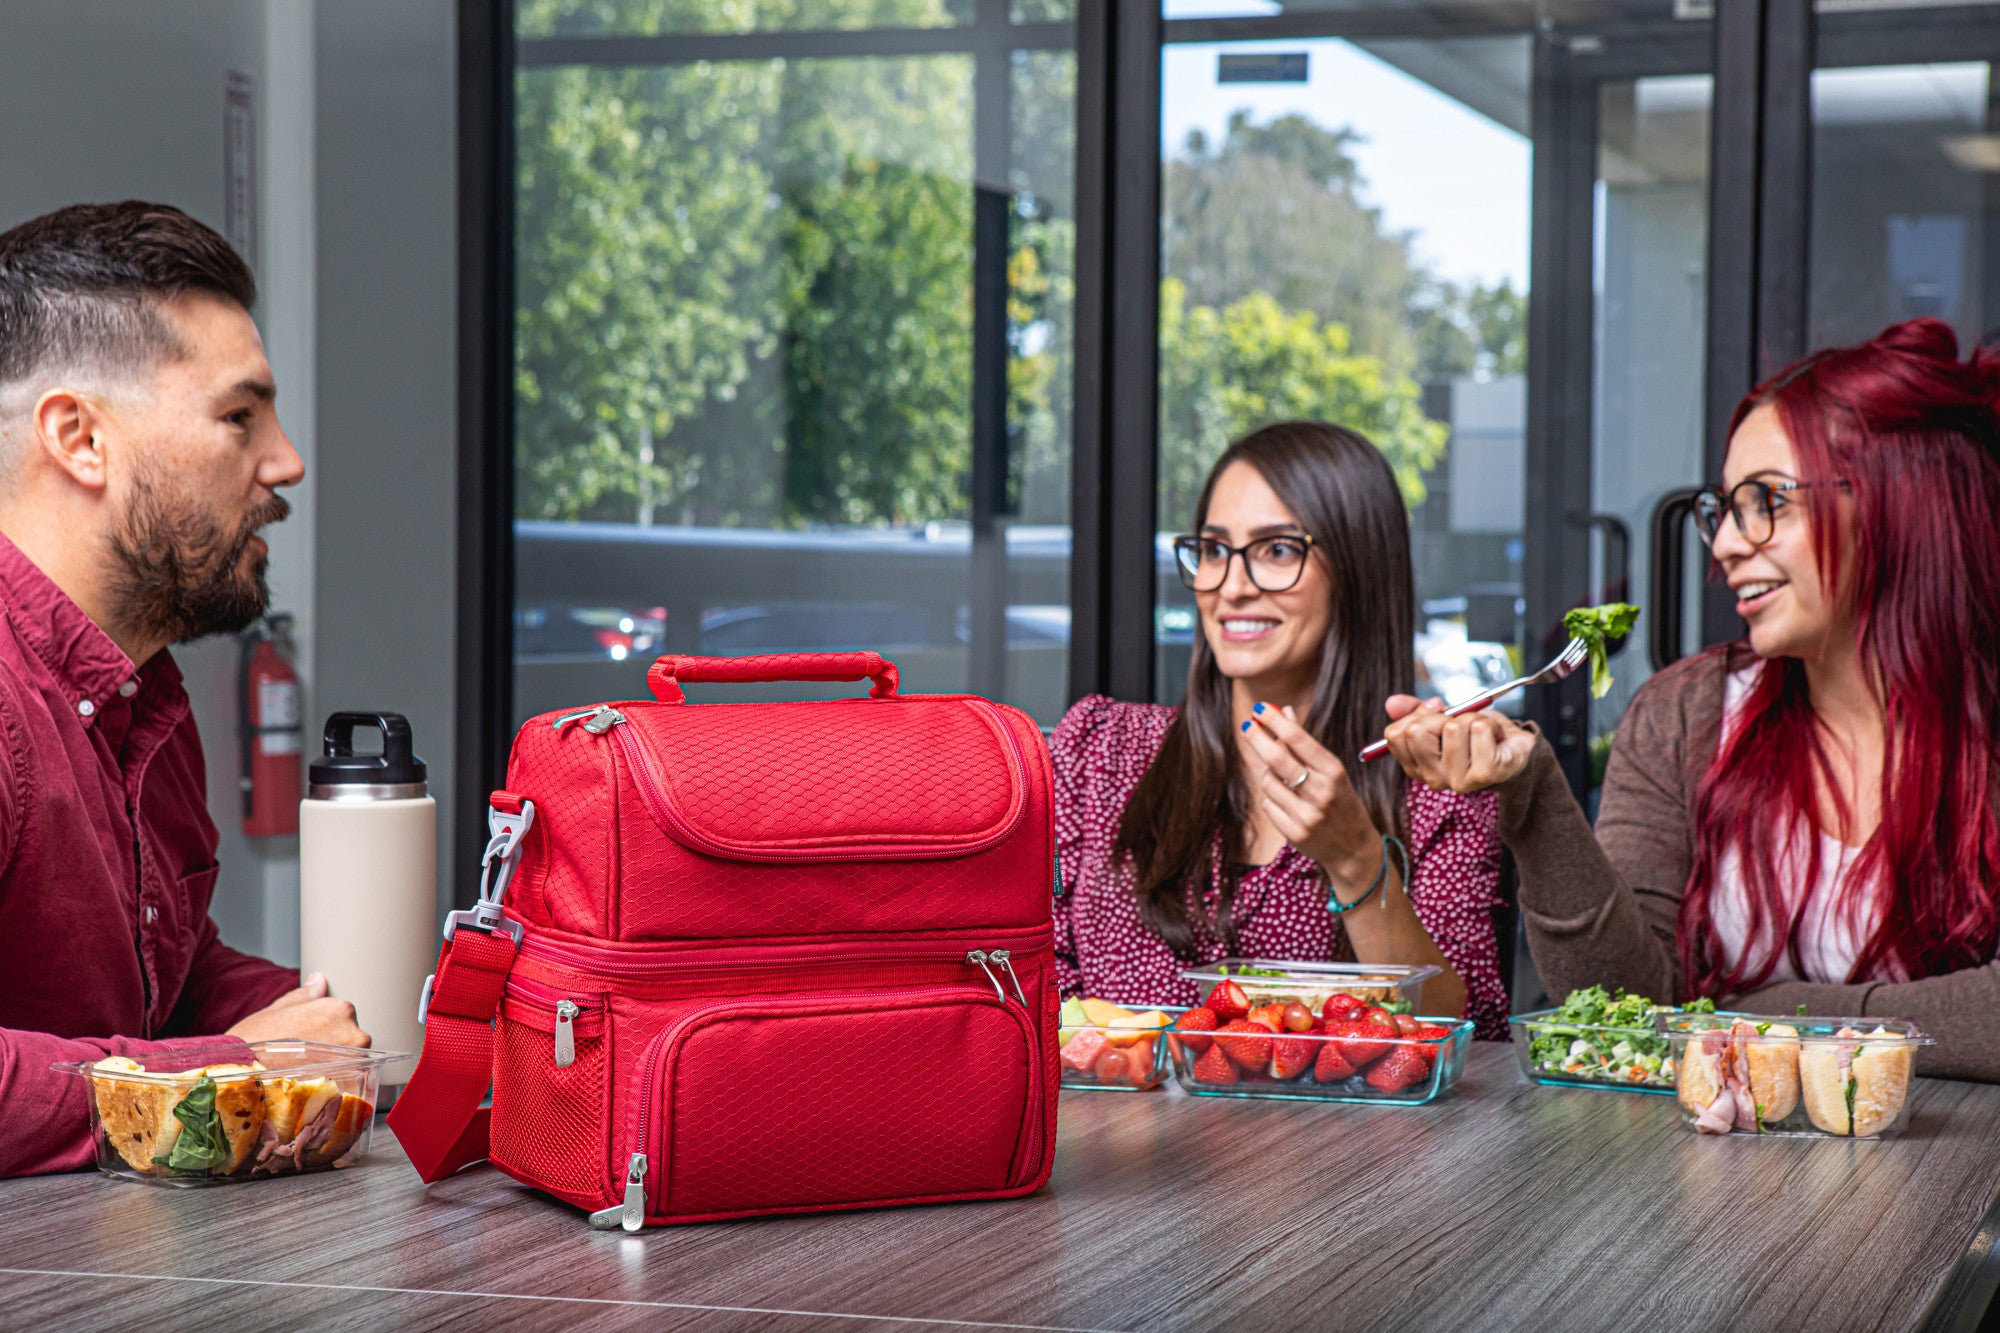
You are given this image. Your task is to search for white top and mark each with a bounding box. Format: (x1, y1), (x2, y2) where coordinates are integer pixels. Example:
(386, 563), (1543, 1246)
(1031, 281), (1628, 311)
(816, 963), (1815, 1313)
(1706, 663), (1885, 985)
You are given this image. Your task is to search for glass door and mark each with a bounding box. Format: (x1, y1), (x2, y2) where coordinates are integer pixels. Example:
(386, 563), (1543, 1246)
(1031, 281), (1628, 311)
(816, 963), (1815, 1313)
(1809, 6), (2000, 351)
(508, 2), (1078, 729)
(1152, 20), (1536, 709)
(1151, 3), (1715, 785)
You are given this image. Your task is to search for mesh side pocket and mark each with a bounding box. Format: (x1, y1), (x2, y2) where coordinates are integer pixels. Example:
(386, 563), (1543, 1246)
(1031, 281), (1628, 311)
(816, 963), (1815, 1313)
(491, 1010), (611, 1202)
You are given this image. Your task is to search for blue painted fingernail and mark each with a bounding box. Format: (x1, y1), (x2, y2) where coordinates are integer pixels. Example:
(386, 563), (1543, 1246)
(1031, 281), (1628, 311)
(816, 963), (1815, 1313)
(1240, 720), (1251, 732)
(1252, 702), (1265, 715)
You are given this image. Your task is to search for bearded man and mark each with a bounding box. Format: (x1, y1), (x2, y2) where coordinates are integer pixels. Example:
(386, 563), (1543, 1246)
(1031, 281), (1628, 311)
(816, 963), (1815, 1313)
(0, 202), (367, 1176)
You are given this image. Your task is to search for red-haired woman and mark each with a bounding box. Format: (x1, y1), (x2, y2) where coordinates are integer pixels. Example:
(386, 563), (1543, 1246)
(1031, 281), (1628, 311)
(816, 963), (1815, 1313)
(1052, 421), (1507, 1037)
(1381, 318), (2000, 1076)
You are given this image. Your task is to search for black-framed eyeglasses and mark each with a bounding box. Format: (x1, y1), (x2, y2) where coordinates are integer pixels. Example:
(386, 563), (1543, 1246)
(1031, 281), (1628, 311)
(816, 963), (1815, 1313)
(1171, 532), (1316, 593)
(1692, 478), (1849, 547)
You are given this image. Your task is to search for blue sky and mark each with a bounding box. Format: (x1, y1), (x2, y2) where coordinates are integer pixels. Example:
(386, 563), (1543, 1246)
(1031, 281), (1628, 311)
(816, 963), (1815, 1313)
(1161, 37), (1532, 292)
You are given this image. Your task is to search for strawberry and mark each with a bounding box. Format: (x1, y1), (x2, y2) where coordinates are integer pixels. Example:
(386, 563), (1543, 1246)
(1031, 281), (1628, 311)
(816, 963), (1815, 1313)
(1060, 1028), (1109, 1073)
(1321, 993), (1366, 1025)
(1280, 1002), (1316, 1033)
(1206, 979), (1252, 1022)
(1192, 1043), (1239, 1085)
(1213, 1018), (1279, 1070)
(1408, 1023), (1454, 1071)
(1364, 1045), (1432, 1094)
(1169, 1007), (1218, 1056)
(1269, 1034), (1316, 1081)
(1327, 1018), (1392, 1069)
(1246, 1002), (1289, 1032)
(1313, 1041), (1357, 1083)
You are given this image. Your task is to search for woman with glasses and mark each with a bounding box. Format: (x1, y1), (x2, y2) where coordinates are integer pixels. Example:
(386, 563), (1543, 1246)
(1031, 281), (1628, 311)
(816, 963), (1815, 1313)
(1049, 421), (1507, 1036)
(1380, 318), (2000, 1077)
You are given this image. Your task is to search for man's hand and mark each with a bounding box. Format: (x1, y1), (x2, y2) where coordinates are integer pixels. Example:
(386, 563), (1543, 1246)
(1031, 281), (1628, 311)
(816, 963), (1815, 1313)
(226, 972), (371, 1047)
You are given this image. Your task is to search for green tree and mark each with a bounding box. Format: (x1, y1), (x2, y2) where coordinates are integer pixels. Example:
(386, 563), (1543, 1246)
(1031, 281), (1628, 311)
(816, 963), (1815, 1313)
(1156, 277), (1448, 528)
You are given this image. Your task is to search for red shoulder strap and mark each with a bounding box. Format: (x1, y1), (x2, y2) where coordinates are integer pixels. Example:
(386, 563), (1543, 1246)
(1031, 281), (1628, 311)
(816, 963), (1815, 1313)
(386, 927), (516, 1180)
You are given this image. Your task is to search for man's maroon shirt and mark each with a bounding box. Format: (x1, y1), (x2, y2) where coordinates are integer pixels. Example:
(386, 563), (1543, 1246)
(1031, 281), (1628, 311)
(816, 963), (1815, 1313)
(0, 534), (295, 1174)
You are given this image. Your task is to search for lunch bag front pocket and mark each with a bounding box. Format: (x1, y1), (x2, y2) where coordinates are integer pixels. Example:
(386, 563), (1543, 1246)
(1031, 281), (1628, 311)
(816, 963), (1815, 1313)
(491, 979), (611, 1204)
(633, 986), (1040, 1222)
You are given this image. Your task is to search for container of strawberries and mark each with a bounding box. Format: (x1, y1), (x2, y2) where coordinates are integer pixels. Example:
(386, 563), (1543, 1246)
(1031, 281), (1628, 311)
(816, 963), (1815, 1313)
(1168, 965), (1473, 1104)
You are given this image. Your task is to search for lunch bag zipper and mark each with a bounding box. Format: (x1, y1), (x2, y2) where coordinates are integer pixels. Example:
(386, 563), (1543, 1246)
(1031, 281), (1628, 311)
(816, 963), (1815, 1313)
(503, 978), (604, 1069)
(517, 928), (1050, 983)
(562, 704), (1029, 862)
(589, 983), (1040, 1231)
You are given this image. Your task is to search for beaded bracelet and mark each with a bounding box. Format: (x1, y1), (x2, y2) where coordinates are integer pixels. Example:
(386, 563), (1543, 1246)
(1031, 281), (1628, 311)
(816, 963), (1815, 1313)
(1326, 833), (1408, 915)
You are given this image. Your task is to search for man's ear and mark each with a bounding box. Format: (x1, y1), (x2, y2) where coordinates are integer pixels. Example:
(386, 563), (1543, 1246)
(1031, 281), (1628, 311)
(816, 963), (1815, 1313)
(30, 388), (110, 492)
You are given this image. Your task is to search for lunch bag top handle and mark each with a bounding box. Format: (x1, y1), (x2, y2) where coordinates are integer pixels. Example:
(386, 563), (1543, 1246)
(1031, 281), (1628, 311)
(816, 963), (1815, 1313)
(647, 652), (902, 704)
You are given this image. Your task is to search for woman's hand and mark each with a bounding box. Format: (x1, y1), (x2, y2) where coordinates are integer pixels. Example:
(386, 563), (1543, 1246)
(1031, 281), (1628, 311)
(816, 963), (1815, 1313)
(1240, 704), (1383, 897)
(1379, 695), (1537, 794)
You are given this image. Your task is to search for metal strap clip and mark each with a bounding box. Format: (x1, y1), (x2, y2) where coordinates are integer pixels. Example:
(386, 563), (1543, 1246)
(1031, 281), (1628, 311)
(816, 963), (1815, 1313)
(419, 798), (537, 1025)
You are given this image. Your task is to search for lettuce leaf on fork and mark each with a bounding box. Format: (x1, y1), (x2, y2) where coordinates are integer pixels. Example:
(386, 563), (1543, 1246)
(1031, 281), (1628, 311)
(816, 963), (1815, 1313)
(1562, 602), (1640, 699)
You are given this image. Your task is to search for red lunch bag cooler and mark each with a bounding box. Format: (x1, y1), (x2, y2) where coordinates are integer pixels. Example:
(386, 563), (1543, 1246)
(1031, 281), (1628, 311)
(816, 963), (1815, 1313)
(387, 651), (1059, 1227)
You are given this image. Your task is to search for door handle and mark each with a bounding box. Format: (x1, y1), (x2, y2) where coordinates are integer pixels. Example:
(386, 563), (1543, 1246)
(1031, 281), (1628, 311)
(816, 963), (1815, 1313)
(1649, 488), (1702, 670)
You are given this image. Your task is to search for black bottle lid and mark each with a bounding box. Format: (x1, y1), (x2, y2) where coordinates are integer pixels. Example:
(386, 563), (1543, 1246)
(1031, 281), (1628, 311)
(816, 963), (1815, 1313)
(309, 712), (427, 797)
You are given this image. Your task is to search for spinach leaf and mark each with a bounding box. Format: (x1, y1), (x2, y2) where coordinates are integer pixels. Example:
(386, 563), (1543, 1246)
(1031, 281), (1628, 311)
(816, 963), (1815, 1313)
(1561, 603), (1640, 699)
(150, 1075), (231, 1175)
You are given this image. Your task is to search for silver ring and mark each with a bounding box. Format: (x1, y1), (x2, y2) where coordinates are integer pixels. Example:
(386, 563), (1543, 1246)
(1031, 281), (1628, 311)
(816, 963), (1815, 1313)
(1285, 769), (1310, 791)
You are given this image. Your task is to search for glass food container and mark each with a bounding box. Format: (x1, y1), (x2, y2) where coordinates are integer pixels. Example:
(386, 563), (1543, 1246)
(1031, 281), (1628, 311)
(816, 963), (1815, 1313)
(1659, 1013), (1933, 1137)
(1179, 959), (1439, 1017)
(1510, 1007), (1686, 1095)
(1165, 1016), (1474, 1106)
(1058, 1002), (1183, 1091)
(55, 1041), (405, 1185)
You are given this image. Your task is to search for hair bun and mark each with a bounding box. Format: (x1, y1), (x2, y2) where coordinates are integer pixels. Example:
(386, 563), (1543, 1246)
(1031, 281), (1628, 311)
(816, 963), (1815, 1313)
(1873, 316), (1962, 364)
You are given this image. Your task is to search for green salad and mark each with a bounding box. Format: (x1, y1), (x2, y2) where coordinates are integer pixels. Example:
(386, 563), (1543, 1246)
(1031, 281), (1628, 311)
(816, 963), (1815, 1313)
(1563, 602), (1640, 699)
(1523, 986), (1715, 1089)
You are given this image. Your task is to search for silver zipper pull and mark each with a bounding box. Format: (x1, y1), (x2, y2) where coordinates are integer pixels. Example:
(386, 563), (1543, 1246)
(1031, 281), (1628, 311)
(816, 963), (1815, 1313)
(586, 1152), (649, 1232)
(551, 706), (600, 730)
(582, 706), (626, 735)
(554, 1000), (579, 1068)
(964, 950), (1004, 1001)
(621, 1153), (648, 1231)
(989, 949), (1029, 1007)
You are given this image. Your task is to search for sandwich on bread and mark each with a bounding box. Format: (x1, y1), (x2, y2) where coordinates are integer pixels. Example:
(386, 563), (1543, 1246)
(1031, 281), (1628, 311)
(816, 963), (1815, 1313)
(1676, 1020), (1801, 1133)
(253, 1076), (371, 1171)
(91, 1059), (267, 1174)
(1800, 1026), (1914, 1137)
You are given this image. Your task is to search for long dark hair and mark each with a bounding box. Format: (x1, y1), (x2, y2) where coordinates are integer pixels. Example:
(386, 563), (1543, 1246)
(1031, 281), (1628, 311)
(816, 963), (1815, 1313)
(1115, 421), (1415, 958)
(1680, 318), (2000, 992)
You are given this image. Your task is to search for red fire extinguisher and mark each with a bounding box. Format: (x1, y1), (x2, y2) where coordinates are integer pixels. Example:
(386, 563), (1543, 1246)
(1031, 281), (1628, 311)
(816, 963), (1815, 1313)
(239, 613), (303, 837)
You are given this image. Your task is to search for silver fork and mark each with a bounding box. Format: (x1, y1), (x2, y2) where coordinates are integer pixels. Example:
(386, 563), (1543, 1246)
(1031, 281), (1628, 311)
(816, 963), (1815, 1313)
(1359, 636), (1591, 764)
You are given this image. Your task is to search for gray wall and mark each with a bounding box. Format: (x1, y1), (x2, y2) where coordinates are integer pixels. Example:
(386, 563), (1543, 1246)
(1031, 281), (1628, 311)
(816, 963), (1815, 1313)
(313, 0), (460, 922)
(0, 0), (460, 963)
(0, 0), (315, 965)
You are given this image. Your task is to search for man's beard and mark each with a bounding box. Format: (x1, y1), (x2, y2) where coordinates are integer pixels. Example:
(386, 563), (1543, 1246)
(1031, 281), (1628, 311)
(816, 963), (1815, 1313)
(106, 467), (289, 647)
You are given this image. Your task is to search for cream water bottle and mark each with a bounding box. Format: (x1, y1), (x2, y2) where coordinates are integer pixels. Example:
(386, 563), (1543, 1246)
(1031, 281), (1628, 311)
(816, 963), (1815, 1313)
(299, 712), (435, 1082)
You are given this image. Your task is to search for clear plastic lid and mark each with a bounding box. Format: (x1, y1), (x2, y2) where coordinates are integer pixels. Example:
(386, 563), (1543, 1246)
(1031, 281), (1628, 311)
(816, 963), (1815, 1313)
(1657, 1013), (1933, 1048)
(1179, 958), (1440, 989)
(54, 1041), (410, 1085)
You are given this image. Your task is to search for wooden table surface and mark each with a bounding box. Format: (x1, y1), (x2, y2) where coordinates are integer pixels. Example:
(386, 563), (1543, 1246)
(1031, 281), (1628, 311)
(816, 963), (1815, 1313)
(4, 1044), (1999, 1332)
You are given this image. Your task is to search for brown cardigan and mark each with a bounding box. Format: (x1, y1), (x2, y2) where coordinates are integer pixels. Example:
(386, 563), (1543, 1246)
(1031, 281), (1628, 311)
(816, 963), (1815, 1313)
(1501, 645), (2000, 1080)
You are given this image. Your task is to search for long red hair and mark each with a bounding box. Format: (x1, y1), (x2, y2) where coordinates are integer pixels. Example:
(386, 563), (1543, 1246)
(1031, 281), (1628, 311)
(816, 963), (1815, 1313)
(1680, 318), (2000, 995)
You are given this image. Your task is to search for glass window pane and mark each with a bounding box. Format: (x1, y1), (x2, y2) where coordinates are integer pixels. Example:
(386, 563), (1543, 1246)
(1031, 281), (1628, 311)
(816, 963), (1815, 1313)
(513, 28), (1076, 726)
(1154, 33), (1533, 707)
(1591, 68), (1711, 732)
(1808, 51), (1999, 349)
(518, 0), (973, 39)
